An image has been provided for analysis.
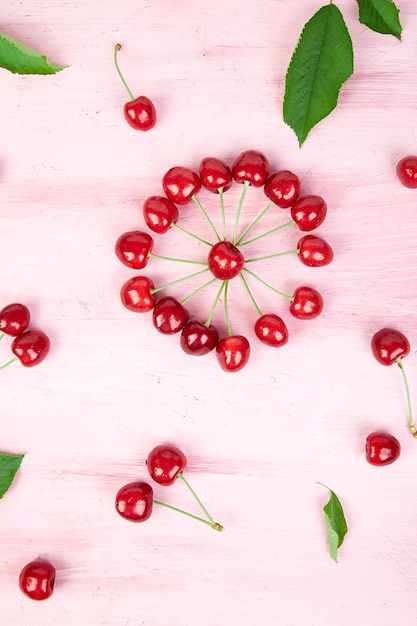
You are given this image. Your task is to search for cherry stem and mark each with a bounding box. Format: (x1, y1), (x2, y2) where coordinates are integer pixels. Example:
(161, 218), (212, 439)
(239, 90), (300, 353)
(149, 252), (207, 266)
(177, 473), (216, 523)
(236, 201), (273, 245)
(241, 267), (294, 301)
(223, 280), (233, 335)
(192, 195), (221, 242)
(397, 357), (416, 437)
(238, 220), (295, 247)
(239, 273), (263, 317)
(245, 249), (299, 263)
(0, 332), (5, 342)
(180, 277), (218, 306)
(171, 223), (213, 247)
(233, 181), (250, 244)
(219, 188), (227, 240)
(205, 280), (226, 326)
(151, 268), (210, 294)
(153, 499), (224, 531)
(114, 43), (135, 101)
(0, 356), (18, 370)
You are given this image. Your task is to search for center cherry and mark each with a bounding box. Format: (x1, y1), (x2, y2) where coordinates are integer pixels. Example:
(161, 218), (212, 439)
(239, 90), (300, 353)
(207, 241), (245, 280)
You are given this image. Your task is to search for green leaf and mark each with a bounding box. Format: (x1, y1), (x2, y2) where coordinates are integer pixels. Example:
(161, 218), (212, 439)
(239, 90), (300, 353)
(283, 4), (354, 146)
(0, 32), (65, 75)
(356, 0), (402, 39)
(0, 452), (25, 498)
(318, 482), (348, 562)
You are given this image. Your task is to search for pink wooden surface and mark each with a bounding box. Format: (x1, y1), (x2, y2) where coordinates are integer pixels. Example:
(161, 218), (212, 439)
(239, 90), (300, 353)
(2, 0), (417, 623)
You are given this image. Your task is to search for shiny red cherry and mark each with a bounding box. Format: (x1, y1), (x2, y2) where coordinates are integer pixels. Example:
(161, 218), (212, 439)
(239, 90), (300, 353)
(371, 328), (410, 366)
(264, 170), (300, 208)
(216, 335), (250, 372)
(115, 231), (154, 269)
(289, 286), (323, 320)
(11, 330), (50, 367)
(208, 241), (245, 280)
(120, 276), (156, 312)
(152, 297), (189, 334)
(366, 432), (401, 466)
(180, 320), (219, 355)
(124, 96), (156, 131)
(19, 559), (56, 601)
(146, 445), (187, 486)
(162, 166), (201, 205)
(143, 196), (179, 234)
(232, 150), (269, 187)
(115, 481), (153, 522)
(0, 303), (30, 336)
(254, 314), (289, 347)
(291, 195), (327, 231)
(396, 156), (417, 188)
(297, 235), (334, 267)
(200, 157), (233, 193)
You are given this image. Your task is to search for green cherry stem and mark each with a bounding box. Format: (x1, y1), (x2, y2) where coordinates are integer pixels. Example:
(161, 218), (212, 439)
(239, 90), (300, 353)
(238, 220), (295, 247)
(236, 201), (273, 245)
(239, 273), (263, 317)
(180, 278), (218, 306)
(0, 356), (18, 370)
(245, 249), (299, 263)
(153, 499), (224, 531)
(114, 43), (135, 101)
(149, 252), (207, 266)
(0, 332), (5, 342)
(218, 187), (227, 240)
(241, 267), (294, 301)
(397, 357), (417, 437)
(151, 268), (210, 294)
(205, 280), (226, 326)
(177, 472), (216, 523)
(233, 180), (250, 244)
(223, 280), (233, 335)
(192, 195), (221, 242)
(171, 223), (213, 247)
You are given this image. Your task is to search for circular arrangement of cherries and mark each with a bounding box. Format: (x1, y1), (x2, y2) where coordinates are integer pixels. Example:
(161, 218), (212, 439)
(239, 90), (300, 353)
(0, 303), (50, 370)
(115, 149), (334, 372)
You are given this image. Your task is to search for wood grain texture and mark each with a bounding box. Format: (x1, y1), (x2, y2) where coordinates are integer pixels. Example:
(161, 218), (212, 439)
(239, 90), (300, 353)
(2, 1), (417, 624)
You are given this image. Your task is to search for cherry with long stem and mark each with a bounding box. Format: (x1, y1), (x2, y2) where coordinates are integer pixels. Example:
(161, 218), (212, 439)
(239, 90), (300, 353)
(397, 357), (416, 437)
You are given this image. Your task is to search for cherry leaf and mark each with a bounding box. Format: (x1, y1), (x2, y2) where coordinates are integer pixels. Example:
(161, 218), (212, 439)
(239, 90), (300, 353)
(356, 0), (402, 39)
(0, 32), (64, 75)
(318, 482), (348, 563)
(0, 452), (25, 498)
(283, 3), (354, 146)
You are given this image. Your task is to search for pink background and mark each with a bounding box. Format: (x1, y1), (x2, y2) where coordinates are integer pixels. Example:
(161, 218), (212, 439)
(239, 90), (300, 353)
(2, 0), (417, 624)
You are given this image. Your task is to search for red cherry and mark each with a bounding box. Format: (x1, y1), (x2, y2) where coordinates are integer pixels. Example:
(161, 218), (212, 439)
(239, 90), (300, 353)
(208, 241), (245, 280)
(396, 155), (417, 188)
(143, 196), (179, 234)
(120, 276), (156, 312)
(124, 96), (156, 131)
(297, 235), (334, 267)
(365, 432), (401, 466)
(11, 330), (50, 367)
(180, 321), (219, 355)
(115, 481), (153, 522)
(146, 445), (187, 486)
(291, 195), (327, 231)
(19, 559), (56, 601)
(199, 157), (233, 193)
(152, 297), (189, 334)
(162, 166), (201, 205)
(0, 303), (30, 336)
(232, 150), (269, 187)
(254, 314), (289, 347)
(115, 231), (154, 269)
(371, 328), (410, 366)
(264, 170), (300, 208)
(216, 335), (250, 372)
(289, 286), (323, 320)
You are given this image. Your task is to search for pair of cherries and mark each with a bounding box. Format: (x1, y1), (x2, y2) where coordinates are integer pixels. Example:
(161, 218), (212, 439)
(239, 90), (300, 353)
(0, 303), (50, 369)
(115, 445), (224, 531)
(366, 327), (415, 466)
